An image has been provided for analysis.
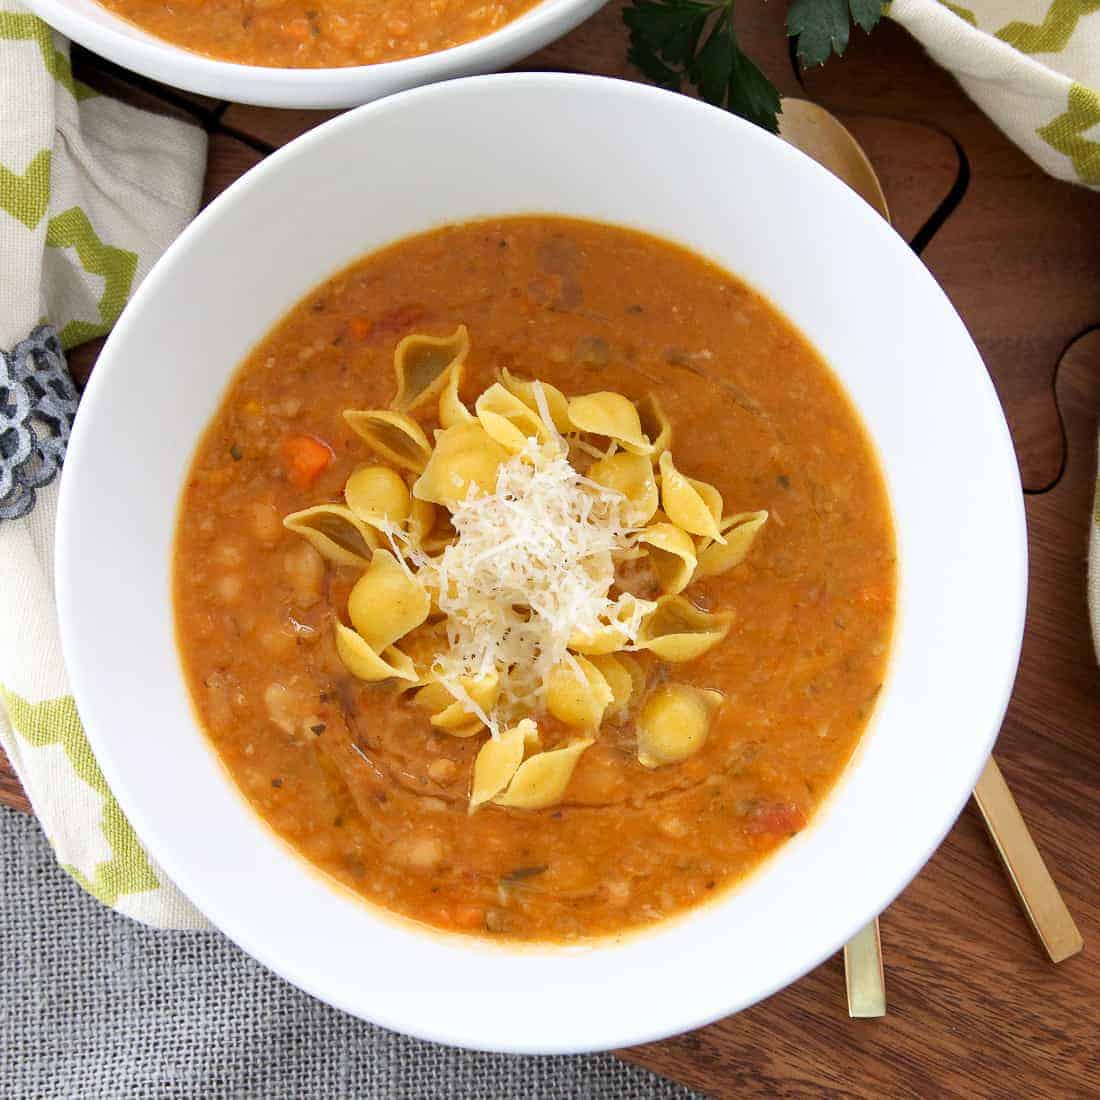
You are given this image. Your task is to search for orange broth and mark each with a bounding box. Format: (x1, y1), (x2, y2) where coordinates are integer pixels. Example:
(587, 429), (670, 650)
(173, 216), (895, 941)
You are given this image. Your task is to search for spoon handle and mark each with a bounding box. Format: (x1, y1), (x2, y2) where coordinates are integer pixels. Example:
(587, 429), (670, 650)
(844, 918), (886, 1018)
(973, 757), (1083, 963)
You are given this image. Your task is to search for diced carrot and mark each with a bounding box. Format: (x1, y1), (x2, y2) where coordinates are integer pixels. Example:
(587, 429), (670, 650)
(281, 434), (332, 490)
(347, 316), (373, 341)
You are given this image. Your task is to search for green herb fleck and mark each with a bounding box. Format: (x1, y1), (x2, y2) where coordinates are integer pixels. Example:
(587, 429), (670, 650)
(229, 443), (243, 461)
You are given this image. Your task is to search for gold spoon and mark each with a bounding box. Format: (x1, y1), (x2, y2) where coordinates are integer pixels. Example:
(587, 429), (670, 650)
(778, 98), (1083, 1019)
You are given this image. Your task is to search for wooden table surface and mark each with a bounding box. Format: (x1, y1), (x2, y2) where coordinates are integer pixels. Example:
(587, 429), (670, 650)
(4, 6), (1099, 1096)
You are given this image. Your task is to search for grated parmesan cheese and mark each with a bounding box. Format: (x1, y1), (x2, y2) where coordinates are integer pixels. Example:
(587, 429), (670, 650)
(410, 430), (643, 735)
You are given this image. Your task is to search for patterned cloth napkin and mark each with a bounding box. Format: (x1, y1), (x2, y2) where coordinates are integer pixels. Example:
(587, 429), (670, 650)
(887, 1), (1100, 656)
(0, 5), (209, 927)
(889, 0), (1099, 189)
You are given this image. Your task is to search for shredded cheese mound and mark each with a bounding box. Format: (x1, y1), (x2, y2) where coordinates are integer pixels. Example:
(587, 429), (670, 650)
(410, 437), (642, 734)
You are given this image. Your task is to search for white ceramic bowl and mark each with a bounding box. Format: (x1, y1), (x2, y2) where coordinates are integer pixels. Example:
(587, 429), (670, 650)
(29, 0), (606, 107)
(56, 74), (1027, 1054)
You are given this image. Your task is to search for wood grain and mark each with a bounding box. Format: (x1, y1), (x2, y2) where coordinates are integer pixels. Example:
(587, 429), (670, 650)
(0, 745), (30, 813)
(6, 9), (1099, 1096)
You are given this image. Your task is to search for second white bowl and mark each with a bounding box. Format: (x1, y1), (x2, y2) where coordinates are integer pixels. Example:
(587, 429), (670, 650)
(29, 0), (608, 107)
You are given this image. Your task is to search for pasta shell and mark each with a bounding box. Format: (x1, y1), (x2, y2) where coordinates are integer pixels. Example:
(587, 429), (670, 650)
(544, 655), (613, 728)
(406, 498), (437, 546)
(343, 410), (432, 473)
(412, 421), (509, 509)
(283, 504), (378, 569)
(413, 682), (481, 736)
(658, 452), (724, 542)
(392, 325), (470, 413)
(344, 465), (411, 526)
(696, 511), (769, 577)
(589, 653), (637, 715)
(493, 739), (594, 810)
(586, 451), (658, 525)
(568, 593), (657, 655)
(620, 651), (647, 700)
(636, 393), (671, 456)
(415, 671), (501, 734)
(347, 548), (430, 651)
(499, 369), (572, 433)
(396, 622), (449, 689)
(334, 622), (417, 683)
(475, 382), (552, 453)
(567, 392), (653, 455)
(469, 720), (533, 812)
(636, 522), (697, 595)
(439, 361), (474, 428)
(688, 478), (724, 550)
(420, 513), (457, 555)
(636, 683), (722, 768)
(635, 596), (733, 662)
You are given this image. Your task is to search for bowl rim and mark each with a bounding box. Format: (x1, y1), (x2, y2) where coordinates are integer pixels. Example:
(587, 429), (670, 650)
(28, 0), (608, 107)
(55, 72), (1029, 1053)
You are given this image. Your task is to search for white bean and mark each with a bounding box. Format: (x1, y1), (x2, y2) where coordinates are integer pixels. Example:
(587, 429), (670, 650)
(606, 879), (631, 904)
(284, 542), (324, 608)
(388, 834), (444, 870)
(264, 682), (298, 735)
(213, 573), (243, 604)
(658, 815), (690, 839)
(213, 543), (244, 567)
(427, 758), (458, 783)
(250, 501), (282, 545)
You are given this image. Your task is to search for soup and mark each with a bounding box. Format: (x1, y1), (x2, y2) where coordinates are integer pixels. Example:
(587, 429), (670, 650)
(98, 0), (540, 68)
(174, 217), (895, 942)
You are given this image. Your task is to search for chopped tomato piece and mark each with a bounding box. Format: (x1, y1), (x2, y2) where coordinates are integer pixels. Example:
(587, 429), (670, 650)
(281, 434), (333, 490)
(450, 904), (486, 931)
(744, 801), (807, 837)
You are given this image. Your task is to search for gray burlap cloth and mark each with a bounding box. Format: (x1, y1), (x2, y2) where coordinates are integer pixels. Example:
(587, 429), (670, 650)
(1, 808), (700, 1098)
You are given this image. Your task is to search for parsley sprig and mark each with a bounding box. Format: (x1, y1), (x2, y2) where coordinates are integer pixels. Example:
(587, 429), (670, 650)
(623, 0), (885, 133)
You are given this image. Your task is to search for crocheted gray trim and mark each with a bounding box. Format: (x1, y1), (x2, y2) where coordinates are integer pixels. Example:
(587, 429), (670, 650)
(0, 324), (79, 521)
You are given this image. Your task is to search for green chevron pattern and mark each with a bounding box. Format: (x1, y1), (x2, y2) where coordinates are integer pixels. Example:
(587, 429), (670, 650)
(1037, 83), (1100, 185)
(997, 0), (1100, 52)
(0, 10), (95, 100)
(0, 687), (160, 905)
(45, 207), (138, 348)
(0, 148), (50, 229)
(938, 0), (978, 23)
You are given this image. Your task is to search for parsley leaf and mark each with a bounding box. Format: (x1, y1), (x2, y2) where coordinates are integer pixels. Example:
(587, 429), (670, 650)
(624, 0), (781, 132)
(623, 0), (884, 133)
(787, 0), (885, 67)
(726, 30), (785, 130)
